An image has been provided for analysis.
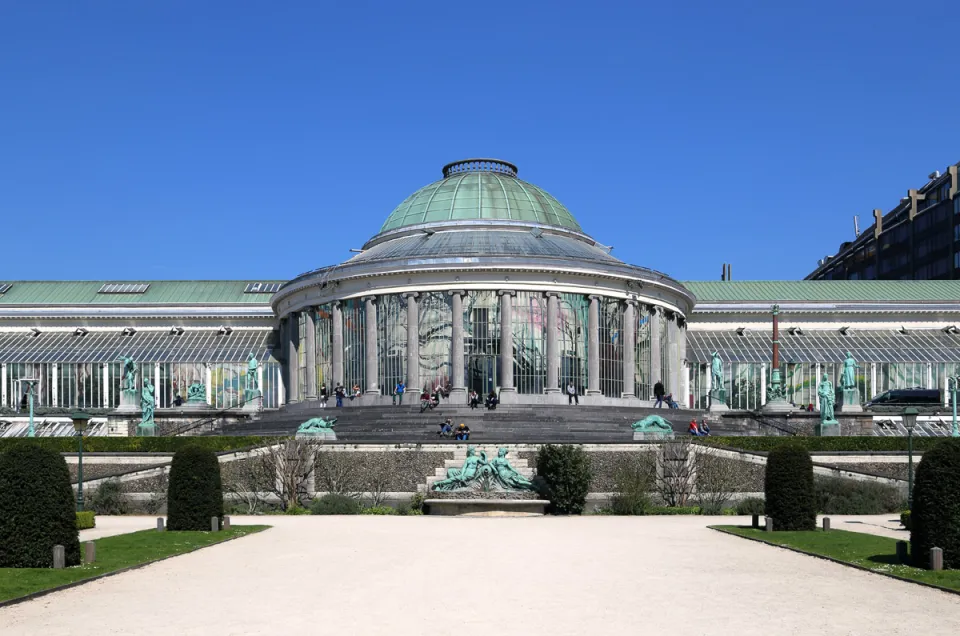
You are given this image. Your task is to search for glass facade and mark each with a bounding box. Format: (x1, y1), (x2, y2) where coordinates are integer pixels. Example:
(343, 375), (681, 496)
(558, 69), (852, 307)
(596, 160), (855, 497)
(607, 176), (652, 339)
(377, 294), (407, 396)
(636, 304), (652, 399)
(464, 291), (501, 396)
(558, 293), (588, 395)
(513, 292), (546, 394)
(598, 298), (623, 397)
(315, 303), (334, 392)
(418, 292), (452, 392)
(341, 298), (366, 393)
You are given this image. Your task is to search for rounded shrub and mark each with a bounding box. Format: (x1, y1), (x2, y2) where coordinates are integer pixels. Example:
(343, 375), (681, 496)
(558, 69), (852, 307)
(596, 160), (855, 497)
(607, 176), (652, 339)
(535, 444), (592, 515)
(310, 494), (360, 515)
(0, 444), (80, 567)
(166, 446), (223, 531)
(911, 438), (960, 568)
(763, 442), (815, 531)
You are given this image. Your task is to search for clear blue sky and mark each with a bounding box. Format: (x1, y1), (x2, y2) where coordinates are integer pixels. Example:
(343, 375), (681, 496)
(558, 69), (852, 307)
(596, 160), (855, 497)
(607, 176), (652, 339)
(2, 2), (958, 282)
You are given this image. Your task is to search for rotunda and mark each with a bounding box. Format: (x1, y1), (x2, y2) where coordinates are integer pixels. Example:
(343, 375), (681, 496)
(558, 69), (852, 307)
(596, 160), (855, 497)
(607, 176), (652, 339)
(271, 159), (695, 406)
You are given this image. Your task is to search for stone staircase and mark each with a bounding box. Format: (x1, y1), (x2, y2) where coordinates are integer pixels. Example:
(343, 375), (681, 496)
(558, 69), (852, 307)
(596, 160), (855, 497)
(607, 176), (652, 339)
(424, 446), (534, 492)
(207, 403), (747, 442)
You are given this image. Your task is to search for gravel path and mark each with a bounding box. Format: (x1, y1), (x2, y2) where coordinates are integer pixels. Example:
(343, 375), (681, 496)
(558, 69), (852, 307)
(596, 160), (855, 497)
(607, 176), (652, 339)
(78, 516), (157, 542)
(2, 516), (957, 635)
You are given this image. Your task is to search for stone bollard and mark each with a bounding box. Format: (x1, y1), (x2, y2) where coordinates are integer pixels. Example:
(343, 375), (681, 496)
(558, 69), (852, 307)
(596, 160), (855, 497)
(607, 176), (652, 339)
(751, 514), (759, 528)
(222, 516), (231, 530)
(52, 545), (65, 569)
(156, 517), (165, 532)
(896, 541), (909, 564)
(765, 517), (774, 532)
(822, 517), (831, 532)
(930, 547), (944, 571)
(211, 516), (219, 532)
(83, 542), (96, 564)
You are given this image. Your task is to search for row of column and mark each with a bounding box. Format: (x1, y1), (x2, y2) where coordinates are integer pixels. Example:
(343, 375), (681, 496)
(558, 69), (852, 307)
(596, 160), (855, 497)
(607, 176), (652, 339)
(281, 293), (686, 404)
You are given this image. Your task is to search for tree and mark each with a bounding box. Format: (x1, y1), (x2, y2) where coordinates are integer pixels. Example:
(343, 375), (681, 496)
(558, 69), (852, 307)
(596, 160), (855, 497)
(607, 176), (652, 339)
(694, 446), (752, 514)
(911, 438), (960, 568)
(764, 443), (816, 531)
(536, 445), (592, 515)
(656, 439), (695, 507)
(0, 445), (80, 567)
(256, 440), (318, 511)
(167, 446), (223, 531)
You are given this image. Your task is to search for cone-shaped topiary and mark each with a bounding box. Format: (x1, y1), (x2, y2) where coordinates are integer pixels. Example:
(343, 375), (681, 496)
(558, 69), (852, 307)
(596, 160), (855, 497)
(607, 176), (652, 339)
(166, 446), (223, 531)
(764, 442), (816, 531)
(0, 444), (80, 567)
(911, 438), (960, 568)
(535, 444), (592, 515)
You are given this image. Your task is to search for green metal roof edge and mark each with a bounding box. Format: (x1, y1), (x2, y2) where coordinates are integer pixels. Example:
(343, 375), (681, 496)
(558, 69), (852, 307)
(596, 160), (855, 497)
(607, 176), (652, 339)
(0, 281), (286, 305)
(683, 280), (960, 303)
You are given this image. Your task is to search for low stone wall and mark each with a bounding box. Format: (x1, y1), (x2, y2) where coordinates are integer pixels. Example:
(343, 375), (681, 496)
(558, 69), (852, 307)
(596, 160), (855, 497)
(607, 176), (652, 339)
(63, 442), (913, 512)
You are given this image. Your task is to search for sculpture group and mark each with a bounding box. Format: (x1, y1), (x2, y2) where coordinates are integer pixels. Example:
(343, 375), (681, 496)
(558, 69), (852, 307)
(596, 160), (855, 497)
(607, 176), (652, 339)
(432, 447), (535, 492)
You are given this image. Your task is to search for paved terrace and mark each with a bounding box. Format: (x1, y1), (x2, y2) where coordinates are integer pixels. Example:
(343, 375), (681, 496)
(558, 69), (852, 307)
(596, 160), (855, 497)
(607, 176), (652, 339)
(2, 515), (957, 635)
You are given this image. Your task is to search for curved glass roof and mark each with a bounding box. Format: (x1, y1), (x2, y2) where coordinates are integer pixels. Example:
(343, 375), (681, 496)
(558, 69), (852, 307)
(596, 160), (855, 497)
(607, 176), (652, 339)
(379, 159), (582, 233)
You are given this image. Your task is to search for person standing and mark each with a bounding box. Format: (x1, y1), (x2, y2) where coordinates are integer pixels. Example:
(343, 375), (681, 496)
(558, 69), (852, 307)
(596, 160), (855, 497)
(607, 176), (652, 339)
(654, 380), (665, 408)
(566, 381), (579, 405)
(334, 383), (345, 408)
(319, 384), (328, 408)
(395, 381), (405, 406)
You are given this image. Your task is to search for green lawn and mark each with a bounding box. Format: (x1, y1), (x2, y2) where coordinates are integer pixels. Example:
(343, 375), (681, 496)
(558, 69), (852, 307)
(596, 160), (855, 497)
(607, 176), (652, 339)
(0, 525), (269, 604)
(713, 525), (960, 593)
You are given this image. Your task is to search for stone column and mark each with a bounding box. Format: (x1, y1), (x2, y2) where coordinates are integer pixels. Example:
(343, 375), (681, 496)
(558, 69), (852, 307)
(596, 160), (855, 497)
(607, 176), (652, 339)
(545, 292), (561, 393)
(403, 293), (420, 398)
(649, 306), (662, 397)
(285, 314), (300, 404)
(205, 364), (213, 406)
(677, 317), (687, 406)
(667, 312), (679, 399)
(302, 309), (317, 400)
(587, 295), (601, 396)
(449, 291), (466, 399)
(363, 296), (379, 395)
(760, 362), (767, 406)
(332, 302), (344, 387)
(499, 291), (517, 398)
(622, 300), (637, 399)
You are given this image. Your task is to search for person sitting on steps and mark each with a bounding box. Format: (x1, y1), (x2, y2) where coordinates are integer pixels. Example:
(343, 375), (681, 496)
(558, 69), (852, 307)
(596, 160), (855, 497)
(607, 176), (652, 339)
(688, 420), (703, 436)
(485, 390), (499, 410)
(468, 390), (480, 409)
(438, 418), (453, 437)
(455, 423), (471, 441)
(566, 381), (579, 405)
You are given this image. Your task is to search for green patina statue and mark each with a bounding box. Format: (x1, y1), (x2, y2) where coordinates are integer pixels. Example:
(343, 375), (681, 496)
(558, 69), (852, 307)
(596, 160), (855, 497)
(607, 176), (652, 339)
(631, 414), (674, 432)
(137, 379), (156, 436)
(432, 446), (535, 492)
(841, 352), (859, 391)
(245, 352), (260, 394)
(117, 355), (137, 392)
(818, 373), (838, 424)
(489, 448), (535, 491)
(297, 417), (337, 434)
(187, 381), (206, 403)
(710, 351), (724, 395)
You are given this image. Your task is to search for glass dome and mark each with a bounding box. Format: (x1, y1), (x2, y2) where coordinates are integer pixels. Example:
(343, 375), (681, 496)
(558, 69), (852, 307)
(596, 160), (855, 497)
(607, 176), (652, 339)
(378, 159), (582, 233)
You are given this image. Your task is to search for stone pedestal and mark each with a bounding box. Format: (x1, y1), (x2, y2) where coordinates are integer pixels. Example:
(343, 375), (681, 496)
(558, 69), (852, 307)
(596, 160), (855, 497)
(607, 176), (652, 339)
(708, 389), (728, 413)
(115, 389), (141, 414)
(295, 429), (336, 441)
(243, 390), (262, 413)
(762, 398), (794, 414)
(136, 423), (157, 437)
(815, 421), (840, 436)
(841, 388), (863, 413)
(633, 431), (675, 441)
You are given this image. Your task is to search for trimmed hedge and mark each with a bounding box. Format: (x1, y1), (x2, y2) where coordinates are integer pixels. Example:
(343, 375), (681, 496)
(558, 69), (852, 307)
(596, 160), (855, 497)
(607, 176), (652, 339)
(166, 447), (223, 531)
(76, 511), (96, 530)
(814, 477), (905, 515)
(735, 497), (765, 515)
(764, 443), (816, 531)
(703, 436), (942, 453)
(0, 445), (81, 567)
(536, 445), (592, 515)
(310, 494), (360, 515)
(910, 438), (960, 569)
(0, 436), (276, 454)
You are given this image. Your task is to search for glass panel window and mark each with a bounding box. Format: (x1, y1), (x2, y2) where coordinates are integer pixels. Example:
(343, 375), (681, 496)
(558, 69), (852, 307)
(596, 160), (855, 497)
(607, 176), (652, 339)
(598, 298), (623, 397)
(558, 294), (588, 396)
(635, 304), (651, 399)
(377, 294), (407, 396)
(342, 298), (366, 394)
(419, 292), (452, 393)
(464, 291), (501, 396)
(512, 292), (546, 394)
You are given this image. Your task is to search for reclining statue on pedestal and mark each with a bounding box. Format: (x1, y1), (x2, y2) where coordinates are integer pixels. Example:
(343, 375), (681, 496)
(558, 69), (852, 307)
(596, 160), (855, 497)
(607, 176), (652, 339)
(297, 417), (337, 434)
(488, 448), (535, 491)
(631, 414), (674, 432)
(433, 446), (535, 492)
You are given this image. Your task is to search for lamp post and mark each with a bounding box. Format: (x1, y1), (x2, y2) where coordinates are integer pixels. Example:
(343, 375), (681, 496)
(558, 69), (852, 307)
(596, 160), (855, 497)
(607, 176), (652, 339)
(950, 376), (960, 438)
(27, 381), (36, 438)
(71, 411), (92, 512)
(902, 406), (919, 508)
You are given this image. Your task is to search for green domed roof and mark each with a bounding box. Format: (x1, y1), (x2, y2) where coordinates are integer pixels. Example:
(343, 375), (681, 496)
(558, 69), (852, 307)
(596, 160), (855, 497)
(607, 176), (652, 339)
(379, 159), (582, 233)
